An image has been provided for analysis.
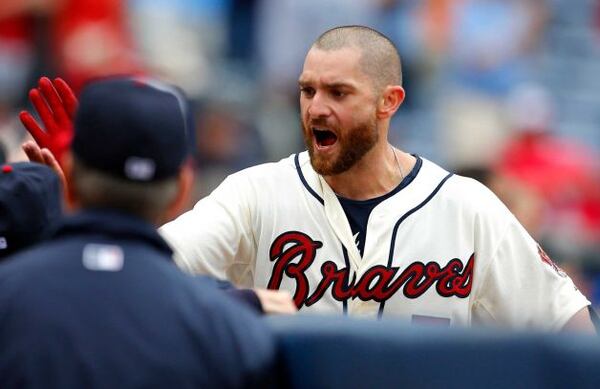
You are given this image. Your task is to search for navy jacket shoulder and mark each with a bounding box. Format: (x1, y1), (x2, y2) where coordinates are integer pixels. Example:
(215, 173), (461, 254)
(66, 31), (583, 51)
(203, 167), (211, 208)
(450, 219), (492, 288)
(0, 210), (275, 389)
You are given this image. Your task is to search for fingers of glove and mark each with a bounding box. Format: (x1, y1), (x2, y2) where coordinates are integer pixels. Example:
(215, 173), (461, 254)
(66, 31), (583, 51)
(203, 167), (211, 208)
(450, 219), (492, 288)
(22, 140), (45, 164)
(38, 77), (70, 126)
(29, 88), (56, 132)
(19, 111), (48, 146)
(53, 78), (78, 118)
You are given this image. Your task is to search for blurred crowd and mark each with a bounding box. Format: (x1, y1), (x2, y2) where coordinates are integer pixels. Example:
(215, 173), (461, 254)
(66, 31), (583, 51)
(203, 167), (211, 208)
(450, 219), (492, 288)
(0, 0), (599, 302)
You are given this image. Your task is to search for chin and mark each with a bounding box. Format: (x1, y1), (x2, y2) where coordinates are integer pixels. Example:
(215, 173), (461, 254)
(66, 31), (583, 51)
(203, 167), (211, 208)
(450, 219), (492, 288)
(309, 151), (350, 176)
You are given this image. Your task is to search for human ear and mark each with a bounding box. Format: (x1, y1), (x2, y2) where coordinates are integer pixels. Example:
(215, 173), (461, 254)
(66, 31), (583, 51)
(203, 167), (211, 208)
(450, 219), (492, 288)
(162, 160), (194, 223)
(376, 86), (405, 119)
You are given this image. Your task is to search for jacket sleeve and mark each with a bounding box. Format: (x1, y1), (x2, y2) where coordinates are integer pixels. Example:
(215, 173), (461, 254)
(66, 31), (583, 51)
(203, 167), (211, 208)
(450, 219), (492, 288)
(194, 275), (263, 313)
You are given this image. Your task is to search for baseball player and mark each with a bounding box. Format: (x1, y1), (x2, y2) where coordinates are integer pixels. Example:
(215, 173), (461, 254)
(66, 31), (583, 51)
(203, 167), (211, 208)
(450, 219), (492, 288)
(20, 26), (594, 331)
(160, 25), (593, 331)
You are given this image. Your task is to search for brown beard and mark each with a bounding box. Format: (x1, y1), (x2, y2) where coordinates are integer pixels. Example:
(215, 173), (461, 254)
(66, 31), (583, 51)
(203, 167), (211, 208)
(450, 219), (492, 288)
(302, 115), (379, 176)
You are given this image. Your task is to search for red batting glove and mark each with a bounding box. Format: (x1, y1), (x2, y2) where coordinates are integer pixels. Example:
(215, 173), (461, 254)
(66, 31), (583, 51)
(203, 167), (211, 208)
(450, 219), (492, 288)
(19, 77), (78, 166)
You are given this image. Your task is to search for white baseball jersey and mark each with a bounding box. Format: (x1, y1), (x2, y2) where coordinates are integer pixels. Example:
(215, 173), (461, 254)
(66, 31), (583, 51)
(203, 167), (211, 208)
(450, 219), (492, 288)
(160, 152), (589, 330)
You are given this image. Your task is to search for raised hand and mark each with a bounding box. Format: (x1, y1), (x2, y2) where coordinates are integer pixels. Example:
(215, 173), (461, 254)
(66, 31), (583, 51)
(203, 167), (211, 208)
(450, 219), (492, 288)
(19, 77), (78, 165)
(22, 140), (68, 200)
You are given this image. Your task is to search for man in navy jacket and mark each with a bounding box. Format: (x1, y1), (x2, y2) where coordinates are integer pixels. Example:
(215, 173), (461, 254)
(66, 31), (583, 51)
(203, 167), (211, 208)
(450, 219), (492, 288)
(0, 77), (276, 388)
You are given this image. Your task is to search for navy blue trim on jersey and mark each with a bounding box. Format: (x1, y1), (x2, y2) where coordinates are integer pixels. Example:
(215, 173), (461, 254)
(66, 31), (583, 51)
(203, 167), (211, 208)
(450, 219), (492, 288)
(295, 153), (324, 205)
(338, 157), (423, 257)
(342, 245), (351, 315)
(377, 172), (454, 318)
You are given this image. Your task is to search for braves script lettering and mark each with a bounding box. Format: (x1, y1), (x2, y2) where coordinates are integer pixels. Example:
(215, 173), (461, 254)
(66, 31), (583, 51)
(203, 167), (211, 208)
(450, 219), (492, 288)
(267, 231), (474, 308)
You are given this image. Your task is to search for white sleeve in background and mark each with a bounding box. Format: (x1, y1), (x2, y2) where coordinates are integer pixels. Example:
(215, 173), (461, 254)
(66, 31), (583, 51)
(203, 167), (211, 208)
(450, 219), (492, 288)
(472, 213), (590, 331)
(159, 173), (257, 287)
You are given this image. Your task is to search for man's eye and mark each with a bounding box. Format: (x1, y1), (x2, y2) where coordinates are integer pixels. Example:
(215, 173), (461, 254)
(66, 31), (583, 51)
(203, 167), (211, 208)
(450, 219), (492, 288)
(300, 87), (315, 97)
(332, 90), (345, 98)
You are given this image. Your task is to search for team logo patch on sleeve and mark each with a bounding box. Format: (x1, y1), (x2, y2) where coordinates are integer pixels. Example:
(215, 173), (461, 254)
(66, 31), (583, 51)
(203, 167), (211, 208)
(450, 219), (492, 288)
(537, 244), (566, 277)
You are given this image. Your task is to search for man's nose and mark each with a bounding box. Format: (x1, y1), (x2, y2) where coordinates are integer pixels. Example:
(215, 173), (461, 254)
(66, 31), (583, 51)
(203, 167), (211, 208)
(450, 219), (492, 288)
(307, 92), (331, 118)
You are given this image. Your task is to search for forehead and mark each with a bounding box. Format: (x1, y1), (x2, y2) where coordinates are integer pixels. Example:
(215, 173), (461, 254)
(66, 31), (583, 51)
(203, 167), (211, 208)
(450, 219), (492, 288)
(299, 46), (369, 86)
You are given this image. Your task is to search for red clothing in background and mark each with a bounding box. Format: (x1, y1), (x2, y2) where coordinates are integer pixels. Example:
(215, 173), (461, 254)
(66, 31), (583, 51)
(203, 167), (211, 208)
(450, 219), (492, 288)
(51, 0), (143, 92)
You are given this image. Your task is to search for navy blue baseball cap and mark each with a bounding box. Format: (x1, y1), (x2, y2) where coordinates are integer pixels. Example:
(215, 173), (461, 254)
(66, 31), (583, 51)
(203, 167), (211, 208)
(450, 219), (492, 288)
(0, 162), (63, 258)
(72, 76), (192, 182)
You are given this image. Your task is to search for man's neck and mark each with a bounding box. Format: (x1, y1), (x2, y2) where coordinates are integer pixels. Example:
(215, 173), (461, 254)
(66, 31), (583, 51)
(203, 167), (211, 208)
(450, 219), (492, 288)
(323, 143), (416, 201)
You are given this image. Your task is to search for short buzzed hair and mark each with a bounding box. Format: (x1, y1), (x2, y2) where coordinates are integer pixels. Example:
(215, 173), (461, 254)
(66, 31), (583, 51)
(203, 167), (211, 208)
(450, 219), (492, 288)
(313, 25), (402, 92)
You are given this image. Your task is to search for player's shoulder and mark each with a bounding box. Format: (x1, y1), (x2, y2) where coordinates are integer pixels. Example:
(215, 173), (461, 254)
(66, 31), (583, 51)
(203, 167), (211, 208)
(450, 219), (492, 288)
(221, 152), (304, 188)
(421, 157), (510, 217)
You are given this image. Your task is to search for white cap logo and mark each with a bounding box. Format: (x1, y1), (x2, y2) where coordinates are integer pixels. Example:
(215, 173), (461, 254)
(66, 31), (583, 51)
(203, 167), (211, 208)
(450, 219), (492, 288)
(0, 237), (7, 250)
(82, 243), (124, 271)
(124, 157), (156, 181)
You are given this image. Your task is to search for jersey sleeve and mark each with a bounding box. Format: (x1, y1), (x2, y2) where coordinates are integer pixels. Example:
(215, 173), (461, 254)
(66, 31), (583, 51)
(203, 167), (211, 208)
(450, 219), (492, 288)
(159, 174), (257, 286)
(472, 208), (590, 331)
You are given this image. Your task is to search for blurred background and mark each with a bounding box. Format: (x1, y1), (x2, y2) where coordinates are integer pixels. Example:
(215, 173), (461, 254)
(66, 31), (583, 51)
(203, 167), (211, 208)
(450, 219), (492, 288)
(0, 0), (598, 305)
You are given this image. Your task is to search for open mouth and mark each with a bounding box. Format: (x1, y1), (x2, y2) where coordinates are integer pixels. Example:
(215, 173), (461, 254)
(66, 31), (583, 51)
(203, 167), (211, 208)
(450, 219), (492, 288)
(312, 128), (338, 148)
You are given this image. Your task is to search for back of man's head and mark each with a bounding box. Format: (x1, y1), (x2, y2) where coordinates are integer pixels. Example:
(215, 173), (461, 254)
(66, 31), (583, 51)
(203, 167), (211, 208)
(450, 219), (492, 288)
(0, 162), (62, 258)
(69, 77), (193, 223)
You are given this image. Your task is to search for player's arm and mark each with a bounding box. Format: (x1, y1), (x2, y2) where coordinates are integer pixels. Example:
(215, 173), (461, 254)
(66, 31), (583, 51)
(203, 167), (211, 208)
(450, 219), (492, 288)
(470, 182), (592, 331)
(473, 220), (592, 331)
(196, 276), (297, 314)
(562, 307), (596, 334)
(160, 173), (258, 285)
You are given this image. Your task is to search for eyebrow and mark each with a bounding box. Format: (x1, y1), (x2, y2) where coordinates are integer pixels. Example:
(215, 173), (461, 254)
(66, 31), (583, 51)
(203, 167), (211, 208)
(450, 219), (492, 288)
(298, 79), (356, 90)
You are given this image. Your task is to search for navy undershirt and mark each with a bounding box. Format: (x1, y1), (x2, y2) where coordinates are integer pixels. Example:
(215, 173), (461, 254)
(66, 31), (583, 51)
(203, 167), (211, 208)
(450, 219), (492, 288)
(337, 156), (422, 257)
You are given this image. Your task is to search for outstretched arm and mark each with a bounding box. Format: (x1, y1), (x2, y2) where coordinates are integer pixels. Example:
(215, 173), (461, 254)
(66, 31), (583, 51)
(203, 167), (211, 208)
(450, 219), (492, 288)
(197, 276), (298, 315)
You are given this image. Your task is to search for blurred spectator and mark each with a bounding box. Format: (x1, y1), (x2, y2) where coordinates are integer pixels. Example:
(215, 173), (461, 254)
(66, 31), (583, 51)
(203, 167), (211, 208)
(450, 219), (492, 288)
(129, 0), (232, 99)
(255, 0), (382, 94)
(2, 0), (144, 93)
(0, 2), (47, 162)
(494, 83), (600, 262)
(226, 0), (259, 64)
(0, 0), (142, 164)
(445, 0), (547, 96)
(596, 0), (600, 40)
(0, 11), (34, 110)
(194, 100), (266, 199)
(49, 0), (143, 92)
(0, 117), (28, 162)
(436, 0), (549, 168)
(387, 0), (453, 109)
